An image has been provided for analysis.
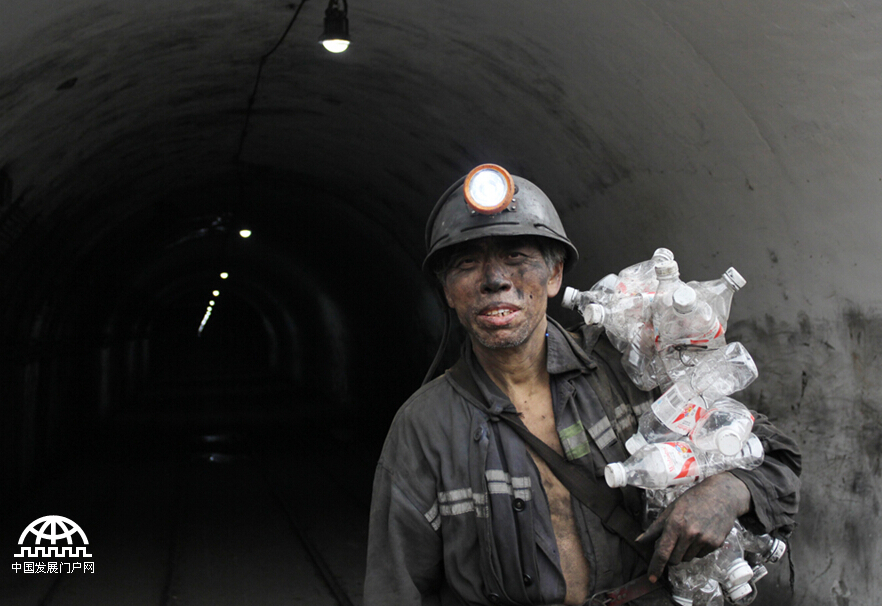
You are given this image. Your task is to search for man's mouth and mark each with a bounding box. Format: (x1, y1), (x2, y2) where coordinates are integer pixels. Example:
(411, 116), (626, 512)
(478, 305), (520, 325)
(484, 308), (514, 317)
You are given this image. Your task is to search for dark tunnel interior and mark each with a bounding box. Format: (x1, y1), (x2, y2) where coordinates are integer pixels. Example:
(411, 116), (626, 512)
(10, 0), (880, 602)
(0, 158), (458, 603)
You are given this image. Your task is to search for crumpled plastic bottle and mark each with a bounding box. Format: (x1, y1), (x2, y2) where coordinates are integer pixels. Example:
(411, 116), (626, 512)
(605, 434), (765, 489)
(690, 396), (755, 456)
(655, 284), (726, 353)
(625, 342), (758, 453)
(687, 267), (746, 333)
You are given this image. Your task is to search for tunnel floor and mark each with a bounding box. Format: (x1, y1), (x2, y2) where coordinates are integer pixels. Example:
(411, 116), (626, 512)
(1, 402), (376, 606)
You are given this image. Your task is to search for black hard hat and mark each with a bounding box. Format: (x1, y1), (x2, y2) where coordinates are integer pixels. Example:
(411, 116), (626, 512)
(423, 164), (579, 274)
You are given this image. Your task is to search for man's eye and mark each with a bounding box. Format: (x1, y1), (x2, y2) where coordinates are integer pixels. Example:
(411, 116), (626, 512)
(455, 257), (477, 268)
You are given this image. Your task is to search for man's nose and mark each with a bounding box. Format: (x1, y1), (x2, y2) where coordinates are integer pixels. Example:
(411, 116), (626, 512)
(479, 259), (512, 293)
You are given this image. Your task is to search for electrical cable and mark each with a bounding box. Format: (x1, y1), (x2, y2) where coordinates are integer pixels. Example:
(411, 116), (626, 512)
(235, 0), (308, 163)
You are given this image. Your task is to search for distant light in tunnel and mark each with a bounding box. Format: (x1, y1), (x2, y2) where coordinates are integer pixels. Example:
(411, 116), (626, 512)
(209, 300), (215, 306)
(239, 229), (252, 238)
(320, 0), (350, 53)
(213, 290), (220, 296)
(220, 272), (229, 279)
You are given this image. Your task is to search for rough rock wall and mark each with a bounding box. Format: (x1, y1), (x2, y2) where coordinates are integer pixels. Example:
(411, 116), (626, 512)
(728, 308), (882, 605)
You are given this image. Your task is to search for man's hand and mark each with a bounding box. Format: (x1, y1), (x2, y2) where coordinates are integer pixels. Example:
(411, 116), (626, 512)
(636, 472), (752, 583)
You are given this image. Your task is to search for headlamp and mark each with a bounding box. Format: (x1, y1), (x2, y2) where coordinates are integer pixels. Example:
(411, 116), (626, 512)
(463, 164), (515, 215)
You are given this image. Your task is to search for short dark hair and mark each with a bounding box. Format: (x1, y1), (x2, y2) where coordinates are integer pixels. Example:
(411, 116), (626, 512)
(433, 236), (567, 285)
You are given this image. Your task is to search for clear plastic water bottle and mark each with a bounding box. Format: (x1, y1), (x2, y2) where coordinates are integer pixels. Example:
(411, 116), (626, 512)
(621, 322), (667, 391)
(708, 527), (754, 602)
(690, 396), (755, 456)
(669, 559), (713, 606)
(656, 285), (726, 352)
(625, 343), (758, 453)
(690, 342), (759, 403)
(688, 267), (746, 333)
(605, 435), (764, 489)
(650, 259), (684, 325)
(693, 578), (725, 606)
(615, 247), (675, 295)
(562, 248), (673, 320)
(734, 521), (787, 563)
(579, 293), (653, 352)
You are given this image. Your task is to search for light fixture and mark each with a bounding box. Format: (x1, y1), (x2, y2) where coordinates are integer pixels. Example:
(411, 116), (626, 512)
(320, 0), (350, 53)
(463, 164), (516, 215)
(213, 290), (220, 296)
(239, 229), (252, 238)
(220, 272), (229, 279)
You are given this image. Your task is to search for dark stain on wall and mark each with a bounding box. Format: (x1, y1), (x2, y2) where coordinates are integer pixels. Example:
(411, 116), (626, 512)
(727, 305), (882, 604)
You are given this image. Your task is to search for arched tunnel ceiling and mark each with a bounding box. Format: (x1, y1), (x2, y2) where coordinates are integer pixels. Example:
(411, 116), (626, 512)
(2, 0), (882, 321)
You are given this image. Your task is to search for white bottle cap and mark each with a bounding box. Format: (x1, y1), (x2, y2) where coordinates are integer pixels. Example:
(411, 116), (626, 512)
(725, 559), (755, 588)
(723, 267), (747, 291)
(562, 286), (580, 310)
(768, 537), (787, 562)
(604, 463), (627, 488)
(655, 260), (680, 279)
(726, 581), (753, 602)
(653, 247), (675, 262)
(672, 285), (698, 313)
(583, 303), (605, 325)
(715, 429), (744, 456)
(625, 433), (648, 455)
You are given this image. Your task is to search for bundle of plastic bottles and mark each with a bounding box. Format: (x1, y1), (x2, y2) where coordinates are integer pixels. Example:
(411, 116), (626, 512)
(562, 249), (786, 605)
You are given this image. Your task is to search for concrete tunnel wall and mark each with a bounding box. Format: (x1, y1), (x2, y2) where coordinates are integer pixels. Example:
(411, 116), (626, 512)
(1, 1), (881, 604)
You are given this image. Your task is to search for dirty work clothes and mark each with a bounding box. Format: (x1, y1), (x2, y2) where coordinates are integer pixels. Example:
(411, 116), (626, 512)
(364, 317), (801, 606)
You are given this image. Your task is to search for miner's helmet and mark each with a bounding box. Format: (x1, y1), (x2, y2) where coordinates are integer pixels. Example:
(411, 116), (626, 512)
(423, 164), (579, 275)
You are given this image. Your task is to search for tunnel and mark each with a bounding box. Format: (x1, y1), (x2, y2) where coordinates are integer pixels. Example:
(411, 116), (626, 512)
(2, 1), (881, 605)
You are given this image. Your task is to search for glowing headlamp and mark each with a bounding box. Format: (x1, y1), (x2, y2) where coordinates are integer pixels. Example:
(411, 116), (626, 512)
(463, 164), (515, 215)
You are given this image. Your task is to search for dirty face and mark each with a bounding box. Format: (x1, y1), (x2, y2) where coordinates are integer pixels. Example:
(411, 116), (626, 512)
(441, 237), (563, 351)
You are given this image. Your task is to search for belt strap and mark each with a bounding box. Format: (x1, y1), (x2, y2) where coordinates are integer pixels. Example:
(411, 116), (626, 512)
(448, 358), (654, 565)
(589, 574), (664, 606)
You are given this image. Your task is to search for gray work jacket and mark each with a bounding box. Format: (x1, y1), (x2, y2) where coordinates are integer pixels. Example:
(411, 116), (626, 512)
(364, 318), (801, 606)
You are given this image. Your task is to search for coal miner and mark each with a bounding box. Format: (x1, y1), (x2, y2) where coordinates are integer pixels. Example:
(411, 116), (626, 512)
(365, 164), (800, 606)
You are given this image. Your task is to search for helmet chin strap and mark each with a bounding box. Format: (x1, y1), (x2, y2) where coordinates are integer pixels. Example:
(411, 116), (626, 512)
(422, 301), (454, 386)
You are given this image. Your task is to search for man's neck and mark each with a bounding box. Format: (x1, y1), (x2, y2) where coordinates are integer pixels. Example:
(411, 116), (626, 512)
(471, 317), (550, 403)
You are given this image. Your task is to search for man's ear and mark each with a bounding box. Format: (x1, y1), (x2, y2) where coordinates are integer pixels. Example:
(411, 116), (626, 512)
(546, 261), (564, 298)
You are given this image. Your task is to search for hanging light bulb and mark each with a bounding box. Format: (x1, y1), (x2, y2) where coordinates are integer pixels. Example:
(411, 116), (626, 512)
(320, 0), (350, 53)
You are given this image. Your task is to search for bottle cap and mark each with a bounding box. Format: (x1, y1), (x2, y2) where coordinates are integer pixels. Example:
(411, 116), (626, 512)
(562, 287), (581, 310)
(768, 537), (787, 562)
(604, 463), (626, 488)
(655, 260), (680, 279)
(672, 285), (698, 313)
(625, 433), (648, 455)
(652, 247), (675, 262)
(726, 559), (755, 588)
(723, 267), (747, 291)
(715, 429), (745, 457)
(726, 581), (753, 602)
(583, 303), (605, 325)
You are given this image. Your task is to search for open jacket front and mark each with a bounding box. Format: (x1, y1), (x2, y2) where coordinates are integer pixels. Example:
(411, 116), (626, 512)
(364, 317), (801, 606)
